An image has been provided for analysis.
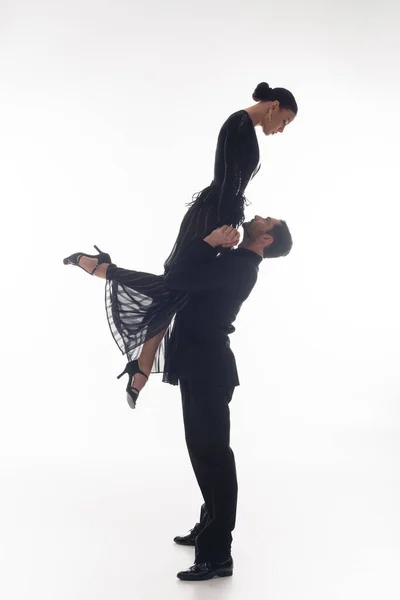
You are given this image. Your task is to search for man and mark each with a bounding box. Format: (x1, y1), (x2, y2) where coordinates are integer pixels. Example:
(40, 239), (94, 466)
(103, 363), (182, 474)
(163, 215), (293, 581)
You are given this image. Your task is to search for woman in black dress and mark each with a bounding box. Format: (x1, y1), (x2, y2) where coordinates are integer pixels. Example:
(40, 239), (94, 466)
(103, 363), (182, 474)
(64, 82), (298, 408)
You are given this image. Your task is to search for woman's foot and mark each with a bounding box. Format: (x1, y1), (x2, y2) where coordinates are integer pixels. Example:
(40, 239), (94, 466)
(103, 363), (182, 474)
(78, 256), (110, 278)
(78, 256), (99, 273)
(63, 246), (112, 277)
(117, 360), (150, 409)
(130, 366), (150, 397)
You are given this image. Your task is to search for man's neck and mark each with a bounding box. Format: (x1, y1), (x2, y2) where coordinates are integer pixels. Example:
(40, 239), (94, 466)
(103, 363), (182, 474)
(237, 241), (264, 258)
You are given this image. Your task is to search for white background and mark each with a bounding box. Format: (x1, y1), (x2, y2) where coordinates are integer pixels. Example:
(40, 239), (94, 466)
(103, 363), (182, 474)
(0, 0), (399, 598)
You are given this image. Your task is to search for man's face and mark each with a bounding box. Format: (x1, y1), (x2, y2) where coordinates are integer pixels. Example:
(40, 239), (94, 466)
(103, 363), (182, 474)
(242, 215), (282, 240)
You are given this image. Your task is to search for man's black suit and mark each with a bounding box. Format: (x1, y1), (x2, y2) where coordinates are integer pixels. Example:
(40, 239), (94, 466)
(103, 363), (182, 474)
(164, 236), (262, 562)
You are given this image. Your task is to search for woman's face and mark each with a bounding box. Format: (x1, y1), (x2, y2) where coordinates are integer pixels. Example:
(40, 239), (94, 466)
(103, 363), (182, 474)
(262, 102), (296, 136)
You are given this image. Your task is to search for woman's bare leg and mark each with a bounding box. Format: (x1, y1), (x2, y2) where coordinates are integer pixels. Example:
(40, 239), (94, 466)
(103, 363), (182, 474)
(78, 256), (109, 279)
(130, 328), (168, 393)
(137, 328), (168, 373)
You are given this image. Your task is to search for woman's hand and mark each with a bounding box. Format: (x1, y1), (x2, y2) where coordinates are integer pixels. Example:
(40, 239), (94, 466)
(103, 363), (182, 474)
(204, 225), (241, 249)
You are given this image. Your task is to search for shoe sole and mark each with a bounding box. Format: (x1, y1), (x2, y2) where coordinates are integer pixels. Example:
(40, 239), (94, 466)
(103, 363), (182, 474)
(126, 395), (136, 409)
(177, 569), (233, 581)
(174, 540), (196, 546)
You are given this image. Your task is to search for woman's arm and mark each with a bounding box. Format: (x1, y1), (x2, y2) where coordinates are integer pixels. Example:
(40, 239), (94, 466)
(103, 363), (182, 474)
(216, 111), (248, 226)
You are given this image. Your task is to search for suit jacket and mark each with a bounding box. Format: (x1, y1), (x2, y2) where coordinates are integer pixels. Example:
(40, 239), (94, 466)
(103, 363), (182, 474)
(163, 236), (262, 386)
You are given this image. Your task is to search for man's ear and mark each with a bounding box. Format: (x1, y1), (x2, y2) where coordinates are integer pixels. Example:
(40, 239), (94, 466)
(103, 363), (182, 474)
(263, 234), (274, 247)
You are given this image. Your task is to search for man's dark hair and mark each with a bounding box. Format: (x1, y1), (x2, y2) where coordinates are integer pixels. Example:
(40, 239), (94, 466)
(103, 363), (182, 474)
(263, 221), (293, 259)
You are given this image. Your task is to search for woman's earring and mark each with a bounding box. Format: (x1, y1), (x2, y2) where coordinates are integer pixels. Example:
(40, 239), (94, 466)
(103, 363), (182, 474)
(268, 111), (272, 122)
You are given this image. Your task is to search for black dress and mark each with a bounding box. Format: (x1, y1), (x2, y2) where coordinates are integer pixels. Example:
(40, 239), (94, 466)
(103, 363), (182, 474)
(105, 109), (261, 383)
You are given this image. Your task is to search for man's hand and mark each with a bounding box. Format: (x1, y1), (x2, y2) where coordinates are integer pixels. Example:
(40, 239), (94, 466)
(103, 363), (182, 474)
(204, 225), (240, 249)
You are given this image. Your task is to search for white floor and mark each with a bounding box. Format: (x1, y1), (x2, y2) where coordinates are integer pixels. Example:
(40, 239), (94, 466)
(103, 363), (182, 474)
(1, 454), (398, 600)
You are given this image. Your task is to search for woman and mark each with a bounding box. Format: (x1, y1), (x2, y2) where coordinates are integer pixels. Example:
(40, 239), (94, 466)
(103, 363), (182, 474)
(64, 82), (298, 408)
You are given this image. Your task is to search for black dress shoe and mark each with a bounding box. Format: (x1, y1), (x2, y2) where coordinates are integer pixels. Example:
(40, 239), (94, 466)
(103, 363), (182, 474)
(173, 522), (202, 546)
(177, 557), (233, 581)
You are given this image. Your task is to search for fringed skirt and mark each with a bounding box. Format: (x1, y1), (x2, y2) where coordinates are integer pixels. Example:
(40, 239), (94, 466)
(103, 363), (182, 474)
(105, 184), (250, 385)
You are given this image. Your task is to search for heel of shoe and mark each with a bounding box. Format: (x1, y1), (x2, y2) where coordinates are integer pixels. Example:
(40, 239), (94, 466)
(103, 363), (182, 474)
(214, 557), (233, 578)
(94, 245), (111, 264)
(118, 360), (149, 381)
(217, 568), (233, 577)
(117, 367), (127, 380)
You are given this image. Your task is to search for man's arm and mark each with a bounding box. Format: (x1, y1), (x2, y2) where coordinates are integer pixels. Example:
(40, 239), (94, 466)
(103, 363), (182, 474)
(164, 237), (252, 294)
(171, 235), (219, 266)
(164, 226), (239, 273)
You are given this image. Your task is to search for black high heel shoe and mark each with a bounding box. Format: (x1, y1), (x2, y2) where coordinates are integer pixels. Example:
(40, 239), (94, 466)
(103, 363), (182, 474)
(117, 360), (149, 409)
(63, 245), (112, 275)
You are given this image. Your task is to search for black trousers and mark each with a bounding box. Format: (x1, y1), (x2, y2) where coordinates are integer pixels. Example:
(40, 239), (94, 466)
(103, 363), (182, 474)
(179, 378), (237, 562)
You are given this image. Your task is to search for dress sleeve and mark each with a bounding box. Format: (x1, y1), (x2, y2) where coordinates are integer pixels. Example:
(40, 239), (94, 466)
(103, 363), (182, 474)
(216, 111), (247, 226)
(164, 240), (255, 293)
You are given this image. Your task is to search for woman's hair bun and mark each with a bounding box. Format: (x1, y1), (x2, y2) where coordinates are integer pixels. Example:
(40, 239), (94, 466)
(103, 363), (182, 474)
(252, 82), (299, 114)
(252, 82), (273, 102)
